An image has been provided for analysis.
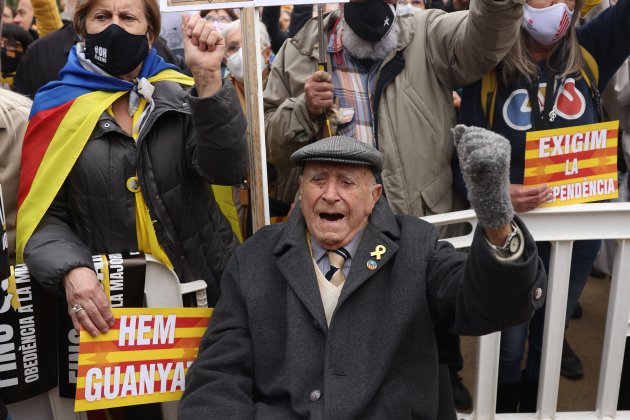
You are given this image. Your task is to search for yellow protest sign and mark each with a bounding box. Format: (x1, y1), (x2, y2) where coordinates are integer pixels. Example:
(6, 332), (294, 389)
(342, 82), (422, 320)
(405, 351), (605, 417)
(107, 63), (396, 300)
(74, 307), (212, 411)
(524, 121), (619, 207)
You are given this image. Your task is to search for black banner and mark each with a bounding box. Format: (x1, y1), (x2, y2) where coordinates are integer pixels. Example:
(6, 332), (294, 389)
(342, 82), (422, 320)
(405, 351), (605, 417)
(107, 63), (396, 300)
(58, 252), (146, 398)
(0, 185), (58, 403)
(0, 264), (58, 404)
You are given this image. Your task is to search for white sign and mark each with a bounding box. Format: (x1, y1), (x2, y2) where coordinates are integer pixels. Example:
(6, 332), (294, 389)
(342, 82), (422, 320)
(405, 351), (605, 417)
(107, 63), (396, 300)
(160, 0), (347, 13)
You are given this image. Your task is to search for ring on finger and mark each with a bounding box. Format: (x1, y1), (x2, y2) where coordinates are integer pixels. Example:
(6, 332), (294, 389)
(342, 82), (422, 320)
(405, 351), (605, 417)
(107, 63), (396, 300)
(72, 303), (85, 314)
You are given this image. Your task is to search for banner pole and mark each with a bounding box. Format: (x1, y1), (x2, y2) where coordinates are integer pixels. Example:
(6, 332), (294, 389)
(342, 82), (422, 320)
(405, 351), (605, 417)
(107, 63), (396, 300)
(241, 7), (270, 233)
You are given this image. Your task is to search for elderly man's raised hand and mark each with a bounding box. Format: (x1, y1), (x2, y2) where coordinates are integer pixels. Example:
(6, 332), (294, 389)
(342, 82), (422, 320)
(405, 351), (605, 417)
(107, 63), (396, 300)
(182, 14), (224, 97)
(453, 124), (514, 229)
(305, 71), (334, 119)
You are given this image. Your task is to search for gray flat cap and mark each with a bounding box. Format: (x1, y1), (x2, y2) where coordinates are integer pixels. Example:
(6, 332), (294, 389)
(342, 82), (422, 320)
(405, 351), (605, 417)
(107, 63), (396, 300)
(290, 136), (384, 172)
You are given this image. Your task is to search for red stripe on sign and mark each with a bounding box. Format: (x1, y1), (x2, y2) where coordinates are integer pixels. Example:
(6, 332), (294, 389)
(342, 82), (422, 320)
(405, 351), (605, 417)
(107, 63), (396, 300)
(77, 355), (198, 376)
(79, 336), (203, 354)
(524, 167), (617, 185)
(524, 146), (617, 166)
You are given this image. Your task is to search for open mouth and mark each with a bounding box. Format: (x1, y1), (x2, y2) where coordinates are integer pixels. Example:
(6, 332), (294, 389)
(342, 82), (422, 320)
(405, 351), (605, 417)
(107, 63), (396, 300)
(319, 212), (344, 222)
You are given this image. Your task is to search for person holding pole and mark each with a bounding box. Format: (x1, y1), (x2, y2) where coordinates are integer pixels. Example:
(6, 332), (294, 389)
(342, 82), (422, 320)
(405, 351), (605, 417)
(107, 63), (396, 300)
(263, 0), (524, 219)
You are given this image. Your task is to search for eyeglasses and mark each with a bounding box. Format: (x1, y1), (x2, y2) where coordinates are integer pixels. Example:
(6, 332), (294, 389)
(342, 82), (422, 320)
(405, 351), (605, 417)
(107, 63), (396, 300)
(0, 38), (24, 52)
(204, 16), (232, 24)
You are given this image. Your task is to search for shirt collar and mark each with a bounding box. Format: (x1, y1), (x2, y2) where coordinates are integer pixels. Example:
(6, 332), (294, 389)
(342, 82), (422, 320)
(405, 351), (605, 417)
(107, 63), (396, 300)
(310, 227), (365, 264)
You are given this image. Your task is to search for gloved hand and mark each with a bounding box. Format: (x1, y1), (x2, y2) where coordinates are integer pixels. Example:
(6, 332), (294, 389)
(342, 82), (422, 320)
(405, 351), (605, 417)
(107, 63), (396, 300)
(452, 124), (514, 229)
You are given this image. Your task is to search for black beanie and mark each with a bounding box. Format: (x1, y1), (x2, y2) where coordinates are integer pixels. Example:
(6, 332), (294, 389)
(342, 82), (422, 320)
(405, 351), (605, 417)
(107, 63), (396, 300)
(344, 0), (396, 43)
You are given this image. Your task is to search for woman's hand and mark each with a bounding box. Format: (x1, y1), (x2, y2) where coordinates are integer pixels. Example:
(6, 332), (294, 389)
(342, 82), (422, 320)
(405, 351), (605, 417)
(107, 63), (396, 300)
(509, 184), (554, 212)
(64, 267), (114, 337)
(182, 14), (224, 97)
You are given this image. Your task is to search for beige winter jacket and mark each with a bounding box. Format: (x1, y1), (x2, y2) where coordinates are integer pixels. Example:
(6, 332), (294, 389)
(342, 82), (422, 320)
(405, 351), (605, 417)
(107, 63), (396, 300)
(0, 89), (31, 265)
(264, 0), (524, 217)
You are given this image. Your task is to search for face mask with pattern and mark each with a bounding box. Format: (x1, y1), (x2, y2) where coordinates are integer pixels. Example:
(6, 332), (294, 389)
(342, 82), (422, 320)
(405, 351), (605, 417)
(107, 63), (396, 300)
(85, 24), (149, 76)
(522, 3), (574, 46)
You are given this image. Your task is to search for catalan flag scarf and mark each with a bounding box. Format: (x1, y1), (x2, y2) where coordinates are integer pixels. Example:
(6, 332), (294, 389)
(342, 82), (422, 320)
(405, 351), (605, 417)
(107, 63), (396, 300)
(16, 46), (193, 263)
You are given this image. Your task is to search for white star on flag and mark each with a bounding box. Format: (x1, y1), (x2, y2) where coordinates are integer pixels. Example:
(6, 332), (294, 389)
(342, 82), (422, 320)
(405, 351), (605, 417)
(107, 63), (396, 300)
(383, 16), (390, 26)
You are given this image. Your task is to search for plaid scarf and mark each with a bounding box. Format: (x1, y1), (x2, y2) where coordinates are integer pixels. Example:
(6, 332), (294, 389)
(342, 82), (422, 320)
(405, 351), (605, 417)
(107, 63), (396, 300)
(328, 19), (382, 146)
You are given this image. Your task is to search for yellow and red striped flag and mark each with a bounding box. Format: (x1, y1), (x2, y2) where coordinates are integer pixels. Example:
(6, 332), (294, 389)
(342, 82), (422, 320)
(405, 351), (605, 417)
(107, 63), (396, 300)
(75, 307), (212, 411)
(523, 121), (619, 207)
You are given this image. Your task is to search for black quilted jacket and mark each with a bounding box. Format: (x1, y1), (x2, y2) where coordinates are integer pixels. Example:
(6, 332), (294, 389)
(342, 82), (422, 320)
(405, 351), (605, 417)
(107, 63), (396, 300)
(24, 80), (247, 305)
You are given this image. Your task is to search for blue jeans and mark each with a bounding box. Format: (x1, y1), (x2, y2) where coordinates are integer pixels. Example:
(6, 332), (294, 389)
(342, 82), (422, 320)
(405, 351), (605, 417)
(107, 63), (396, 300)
(498, 239), (601, 384)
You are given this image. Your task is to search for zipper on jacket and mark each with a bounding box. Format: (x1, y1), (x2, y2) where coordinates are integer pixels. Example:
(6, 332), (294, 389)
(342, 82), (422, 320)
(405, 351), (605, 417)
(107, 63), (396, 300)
(135, 104), (190, 265)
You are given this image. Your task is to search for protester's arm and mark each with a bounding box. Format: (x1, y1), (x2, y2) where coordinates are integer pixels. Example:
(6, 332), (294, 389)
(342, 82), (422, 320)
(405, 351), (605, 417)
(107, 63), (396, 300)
(32, 0), (63, 37)
(288, 5), (315, 38)
(429, 125), (546, 334)
(24, 185), (114, 337)
(187, 80), (248, 185)
(578, 0), (630, 92)
(425, 0), (524, 89)
(262, 6), (288, 54)
(182, 14), (223, 97)
(426, 217), (545, 336)
(182, 14), (247, 185)
(179, 255), (255, 418)
(263, 37), (325, 168)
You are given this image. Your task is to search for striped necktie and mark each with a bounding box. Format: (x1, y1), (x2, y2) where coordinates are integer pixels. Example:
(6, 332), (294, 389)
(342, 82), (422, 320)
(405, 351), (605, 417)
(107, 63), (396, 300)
(325, 248), (350, 287)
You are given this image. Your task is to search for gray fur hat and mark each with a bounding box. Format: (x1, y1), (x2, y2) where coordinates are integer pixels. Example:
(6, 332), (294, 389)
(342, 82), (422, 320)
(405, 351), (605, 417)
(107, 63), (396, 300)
(290, 136), (384, 172)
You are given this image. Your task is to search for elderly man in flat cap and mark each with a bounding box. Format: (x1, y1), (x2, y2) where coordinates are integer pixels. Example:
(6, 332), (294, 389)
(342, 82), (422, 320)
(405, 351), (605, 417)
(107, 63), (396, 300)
(179, 127), (546, 419)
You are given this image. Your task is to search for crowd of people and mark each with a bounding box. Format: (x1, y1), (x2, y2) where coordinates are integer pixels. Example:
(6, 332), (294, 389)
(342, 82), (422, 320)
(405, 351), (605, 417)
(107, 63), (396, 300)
(1, 0), (629, 418)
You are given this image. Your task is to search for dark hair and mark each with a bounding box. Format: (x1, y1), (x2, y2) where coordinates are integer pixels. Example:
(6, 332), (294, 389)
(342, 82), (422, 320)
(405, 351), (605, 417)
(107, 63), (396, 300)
(73, 0), (161, 40)
(1, 23), (34, 49)
(200, 8), (238, 21)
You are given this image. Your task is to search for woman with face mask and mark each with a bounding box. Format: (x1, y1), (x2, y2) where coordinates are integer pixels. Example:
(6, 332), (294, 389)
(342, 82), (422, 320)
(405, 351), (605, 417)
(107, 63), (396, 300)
(16, 0), (247, 340)
(453, 0), (630, 412)
(1, 23), (32, 88)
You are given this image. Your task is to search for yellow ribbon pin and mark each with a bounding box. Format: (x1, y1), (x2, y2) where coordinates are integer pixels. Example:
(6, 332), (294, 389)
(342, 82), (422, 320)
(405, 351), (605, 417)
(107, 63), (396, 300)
(370, 245), (386, 260)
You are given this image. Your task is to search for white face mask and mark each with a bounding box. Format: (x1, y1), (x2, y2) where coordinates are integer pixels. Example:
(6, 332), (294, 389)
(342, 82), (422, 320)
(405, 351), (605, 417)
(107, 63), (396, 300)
(226, 47), (244, 82)
(226, 48), (268, 83)
(522, 3), (574, 46)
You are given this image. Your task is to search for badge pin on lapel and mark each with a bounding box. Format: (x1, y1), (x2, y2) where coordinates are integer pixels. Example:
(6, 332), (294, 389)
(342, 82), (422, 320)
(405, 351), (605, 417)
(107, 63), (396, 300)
(370, 245), (386, 260)
(367, 245), (386, 270)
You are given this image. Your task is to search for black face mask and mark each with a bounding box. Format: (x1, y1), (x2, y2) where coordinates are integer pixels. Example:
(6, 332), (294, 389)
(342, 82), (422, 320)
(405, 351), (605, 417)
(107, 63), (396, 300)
(85, 24), (149, 76)
(1, 49), (22, 75)
(344, 0), (396, 42)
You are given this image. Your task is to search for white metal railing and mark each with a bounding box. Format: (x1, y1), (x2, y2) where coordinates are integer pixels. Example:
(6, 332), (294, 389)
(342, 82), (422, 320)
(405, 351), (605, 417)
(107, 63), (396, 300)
(422, 202), (630, 420)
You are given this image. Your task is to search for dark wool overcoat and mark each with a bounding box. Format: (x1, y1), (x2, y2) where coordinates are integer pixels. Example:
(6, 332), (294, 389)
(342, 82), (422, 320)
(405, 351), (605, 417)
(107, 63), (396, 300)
(180, 199), (546, 419)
